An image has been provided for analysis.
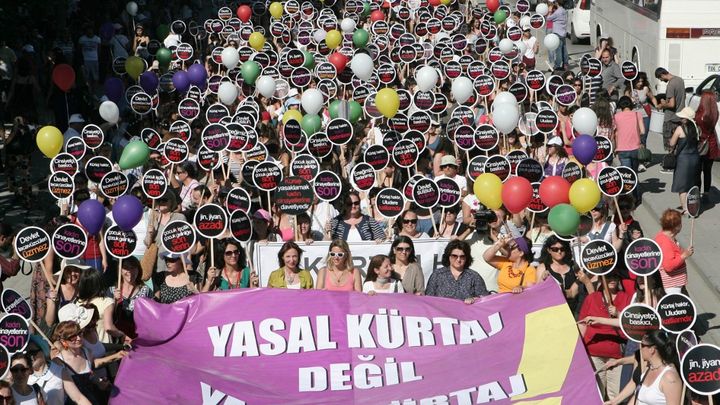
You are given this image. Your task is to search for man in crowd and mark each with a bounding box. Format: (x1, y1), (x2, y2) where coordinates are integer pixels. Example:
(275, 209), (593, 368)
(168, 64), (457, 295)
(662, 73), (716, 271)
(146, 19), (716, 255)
(600, 50), (624, 100)
(655, 67), (686, 172)
(546, 0), (569, 71)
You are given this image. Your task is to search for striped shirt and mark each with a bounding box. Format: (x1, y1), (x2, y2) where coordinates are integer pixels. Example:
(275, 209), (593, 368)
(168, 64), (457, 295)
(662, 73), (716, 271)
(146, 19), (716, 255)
(654, 231), (688, 288)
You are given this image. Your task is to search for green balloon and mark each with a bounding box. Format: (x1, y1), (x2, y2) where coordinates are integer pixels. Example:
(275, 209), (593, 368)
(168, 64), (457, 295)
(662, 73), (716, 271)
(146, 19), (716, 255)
(302, 50), (315, 69)
(548, 204), (581, 236)
(156, 24), (170, 41)
(241, 61), (261, 85)
(493, 10), (507, 24)
(301, 114), (322, 136)
(348, 100), (363, 123)
(353, 29), (369, 48)
(328, 100), (341, 119)
(156, 48), (172, 68)
(119, 140), (150, 170)
(362, 2), (370, 16)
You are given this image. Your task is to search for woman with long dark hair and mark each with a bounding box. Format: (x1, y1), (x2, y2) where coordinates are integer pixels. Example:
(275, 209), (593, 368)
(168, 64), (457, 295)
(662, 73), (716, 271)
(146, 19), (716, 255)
(326, 192), (384, 241)
(536, 236), (593, 311)
(388, 236), (424, 295)
(694, 90), (720, 199)
(109, 257), (152, 339)
(205, 239), (258, 290)
(669, 107), (700, 212)
(76, 270), (128, 344)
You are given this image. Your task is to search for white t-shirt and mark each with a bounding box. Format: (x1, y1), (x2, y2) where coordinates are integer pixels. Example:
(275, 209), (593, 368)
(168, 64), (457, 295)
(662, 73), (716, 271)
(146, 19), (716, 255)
(78, 35), (101, 62)
(310, 201), (339, 235)
(522, 37), (537, 59)
(363, 280), (405, 294)
(28, 363), (64, 405)
(435, 173), (468, 193)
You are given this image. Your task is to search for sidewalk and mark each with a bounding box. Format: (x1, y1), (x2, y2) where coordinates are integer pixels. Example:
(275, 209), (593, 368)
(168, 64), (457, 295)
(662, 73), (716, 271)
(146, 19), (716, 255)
(635, 129), (720, 344)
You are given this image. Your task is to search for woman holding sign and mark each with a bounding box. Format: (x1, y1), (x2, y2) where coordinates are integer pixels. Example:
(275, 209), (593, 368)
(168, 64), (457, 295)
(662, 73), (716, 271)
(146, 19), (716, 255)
(109, 257), (152, 338)
(654, 209), (692, 294)
(669, 107), (700, 213)
(205, 240), (258, 290)
(267, 242), (313, 289)
(316, 240), (362, 292)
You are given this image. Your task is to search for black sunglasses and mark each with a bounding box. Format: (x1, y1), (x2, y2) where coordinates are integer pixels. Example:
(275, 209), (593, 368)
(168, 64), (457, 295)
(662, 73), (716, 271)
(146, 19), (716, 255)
(11, 365), (29, 373)
(164, 257), (180, 263)
(403, 219), (418, 224)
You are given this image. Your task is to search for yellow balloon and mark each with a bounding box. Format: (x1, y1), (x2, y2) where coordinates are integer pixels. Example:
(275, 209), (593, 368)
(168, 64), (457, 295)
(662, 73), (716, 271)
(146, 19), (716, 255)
(124, 56), (145, 81)
(325, 29), (342, 49)
(569, 178), (602, 213)
(249, 32), (266, 51)
(440, 0), (451, 5)
(473, 173), (504, 210)
(269, 2), (284, 19)
(36, 126), (64, 158)
(283, 109), (303, 125)
(375, 88), (400, 119)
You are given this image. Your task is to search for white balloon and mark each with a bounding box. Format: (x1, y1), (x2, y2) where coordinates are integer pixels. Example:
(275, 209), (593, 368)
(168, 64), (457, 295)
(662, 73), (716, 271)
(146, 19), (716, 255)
(544, 33), (560, 51)
(451, 77), (474, 104)
(99, 101), (119, 124)
(301, 88), (324, 115)
(255, 75), (276, 99)
(520, 16), (531, 28)
(313, 29), (327, 43)
(221, 47), (239, 70)
(416, 66), (439, 92)
(351, 53), (374, 81)
(536, 3), (549, 16)
(218, 82), (238, 106)
(341, 18), (356, 33)
(126, 1), (138, 16)
(494, 91), (517, 106)
(572, 107), (599, 135)
(493, 105), (520, 134)
(498, 38), (514, 55)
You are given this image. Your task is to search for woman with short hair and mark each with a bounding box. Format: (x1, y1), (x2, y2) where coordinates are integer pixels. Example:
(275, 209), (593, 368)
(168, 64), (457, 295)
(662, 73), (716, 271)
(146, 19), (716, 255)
(654, 209), (692, 294)
(482, 235), (537, 294)
(425, 240), (488, 303)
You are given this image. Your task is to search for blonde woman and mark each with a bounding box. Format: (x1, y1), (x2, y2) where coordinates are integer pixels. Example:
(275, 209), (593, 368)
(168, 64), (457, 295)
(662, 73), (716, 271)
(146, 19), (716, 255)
(316, 240), (362, 291)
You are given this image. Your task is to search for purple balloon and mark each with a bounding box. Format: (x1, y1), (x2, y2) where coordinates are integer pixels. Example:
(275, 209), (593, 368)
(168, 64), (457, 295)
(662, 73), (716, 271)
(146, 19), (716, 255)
(571, 134), (598, 165)
(139, 71), (159, 94)
(187, 63), (208, 87)
(77, 200), (106, 235)
(104, 77), (124, 103)
(99, 22), (115, 42)
(112, 195), (144, 231)
(172, 71), (190, 93)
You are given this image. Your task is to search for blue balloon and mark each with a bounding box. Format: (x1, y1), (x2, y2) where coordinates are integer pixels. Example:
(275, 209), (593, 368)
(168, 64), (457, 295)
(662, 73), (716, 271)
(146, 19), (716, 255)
(103, 77), (124, 104)
(112, 195), (144, 231)
(172, 71), (191, 93)
(139, 71), (159, 94)
(571, 134), (598, 166)
(187, 63), (208, 87)
(77, 200), (106, 235)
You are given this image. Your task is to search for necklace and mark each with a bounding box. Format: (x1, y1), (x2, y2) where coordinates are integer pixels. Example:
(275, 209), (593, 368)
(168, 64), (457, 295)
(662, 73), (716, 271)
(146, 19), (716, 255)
(648, 363), (664, 370)
(330, 268), (346, 285)
(224, 267), (241, 289)
(286, 268), (297, 285)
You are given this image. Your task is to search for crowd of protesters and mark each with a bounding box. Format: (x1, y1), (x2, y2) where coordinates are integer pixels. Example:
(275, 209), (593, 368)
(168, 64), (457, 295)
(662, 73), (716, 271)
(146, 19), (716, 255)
(0, 0), (718, 403)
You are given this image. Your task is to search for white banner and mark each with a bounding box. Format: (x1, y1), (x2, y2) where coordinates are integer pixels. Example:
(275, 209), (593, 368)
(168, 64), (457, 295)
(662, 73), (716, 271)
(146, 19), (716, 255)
(253, 239), (452, 287)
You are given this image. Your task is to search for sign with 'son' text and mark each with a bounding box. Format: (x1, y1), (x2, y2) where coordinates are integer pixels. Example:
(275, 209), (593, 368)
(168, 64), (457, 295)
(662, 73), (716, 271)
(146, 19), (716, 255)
(112, 279), (602, 404)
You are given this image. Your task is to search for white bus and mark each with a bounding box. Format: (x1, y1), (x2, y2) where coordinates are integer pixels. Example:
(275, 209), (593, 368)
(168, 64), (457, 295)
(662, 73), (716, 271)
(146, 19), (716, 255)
(590, 0), (720, 91)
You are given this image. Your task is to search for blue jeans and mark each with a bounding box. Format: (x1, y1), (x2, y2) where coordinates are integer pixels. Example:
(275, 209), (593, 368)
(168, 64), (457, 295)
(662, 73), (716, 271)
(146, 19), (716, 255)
(84, 257), (103, 271)
(641, 116), (650, 146)
(554, 35), (568, 69)
(618, 149), (640, 201)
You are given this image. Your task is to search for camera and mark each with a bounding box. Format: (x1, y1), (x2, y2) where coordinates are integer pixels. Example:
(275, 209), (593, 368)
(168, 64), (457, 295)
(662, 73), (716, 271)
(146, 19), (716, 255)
(473, 204), (497, 234)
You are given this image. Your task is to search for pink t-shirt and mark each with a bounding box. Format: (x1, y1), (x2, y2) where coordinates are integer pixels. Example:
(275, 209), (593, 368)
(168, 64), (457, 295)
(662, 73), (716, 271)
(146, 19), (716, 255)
(613, 110), (642, 152)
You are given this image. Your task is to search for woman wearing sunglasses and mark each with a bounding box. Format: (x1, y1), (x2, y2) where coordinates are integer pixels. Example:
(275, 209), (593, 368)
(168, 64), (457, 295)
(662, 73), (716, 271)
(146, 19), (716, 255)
(396, 210), (429, 240)
(10, 353), (48, 405)
(153, 252), (203, 304)
(316, 240), (361, 292)
(388, 236), (425, 295)
(205, 239), (259, 290)
(482, 235), (537, 294)
(426, 240), (488, 303)
(326, 192), (384, 242)
(536, 236), (593, 312)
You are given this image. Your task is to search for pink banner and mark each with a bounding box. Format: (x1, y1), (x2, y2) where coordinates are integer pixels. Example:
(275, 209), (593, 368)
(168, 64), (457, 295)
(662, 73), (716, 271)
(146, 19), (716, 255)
(112, 279), (602, 404)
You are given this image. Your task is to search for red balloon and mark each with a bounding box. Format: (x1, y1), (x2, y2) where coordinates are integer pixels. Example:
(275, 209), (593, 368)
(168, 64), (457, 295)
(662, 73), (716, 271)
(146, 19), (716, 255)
(328, 52), (348, 73)
(52, 64), (75, 92)
(237, 5), (252, 22)
(487, 0), (500, 12)
(370, 10), (385, 22)
(429, 0), (441, 6)
(538, 176), (571, 208)
(501, 177), (533, 214)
